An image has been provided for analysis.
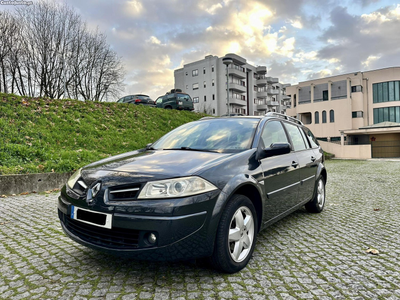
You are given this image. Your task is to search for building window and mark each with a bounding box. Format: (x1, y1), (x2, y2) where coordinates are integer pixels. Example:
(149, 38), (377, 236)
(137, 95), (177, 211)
(203, 67), (206, 75)
(322, 110), (327, 123)
(315, 111), (319, 124)
(351, 85), (363, 93)
(211, 65), (214, 72)
(373, 106), (400, 123)
(373, 81), (400, 103)
(213, 108), (215, 114)
(330, 110), (335, 123)
(352, 111), (363, 118)
(204, 81), (206, 88)
(212, 79), (215, 86)
(192, 69), (198, 77)
(186, 85), (188, 90)
(323, 90), (328, 101)
(185, 72), (188, 76)
(193, 97), (199, 103)
(192, 83), (199, 90)
(204, 95), (206, 102)
(331, 80), (347, 100)
(212, 94), (215, 100)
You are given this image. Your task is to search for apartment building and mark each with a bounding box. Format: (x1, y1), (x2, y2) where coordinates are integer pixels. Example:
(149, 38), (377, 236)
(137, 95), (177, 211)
(174, 53), (290, 116)
(286, 67), (400, 158)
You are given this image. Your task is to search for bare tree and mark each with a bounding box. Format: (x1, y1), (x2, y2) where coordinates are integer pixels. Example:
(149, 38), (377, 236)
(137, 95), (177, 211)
(1, 1), (124, 101)
(0, 11), (20, 94)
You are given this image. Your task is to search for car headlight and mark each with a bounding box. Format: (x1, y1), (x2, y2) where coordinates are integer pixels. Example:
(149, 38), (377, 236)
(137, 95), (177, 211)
(137, 176), (217, 199)
(67, 168), (82, 189)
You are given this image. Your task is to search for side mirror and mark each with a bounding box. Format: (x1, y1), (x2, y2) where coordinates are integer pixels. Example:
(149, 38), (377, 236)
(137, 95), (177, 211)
(259, 142), (291, 159)
(145, 143), (153, 150)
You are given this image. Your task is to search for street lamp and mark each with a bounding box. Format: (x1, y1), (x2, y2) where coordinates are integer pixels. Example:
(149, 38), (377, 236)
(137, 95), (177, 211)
(222, 57), (233, 116)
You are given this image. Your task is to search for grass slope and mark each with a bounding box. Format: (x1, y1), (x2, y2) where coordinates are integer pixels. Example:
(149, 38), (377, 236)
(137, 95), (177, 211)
(0, 93), (206, 175)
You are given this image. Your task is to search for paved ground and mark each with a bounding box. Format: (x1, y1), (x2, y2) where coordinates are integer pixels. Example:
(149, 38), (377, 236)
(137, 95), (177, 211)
(1, 159), (400, 300)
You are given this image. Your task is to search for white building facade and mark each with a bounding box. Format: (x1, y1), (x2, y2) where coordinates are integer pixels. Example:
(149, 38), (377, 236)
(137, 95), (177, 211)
(174, 53), (290, 116)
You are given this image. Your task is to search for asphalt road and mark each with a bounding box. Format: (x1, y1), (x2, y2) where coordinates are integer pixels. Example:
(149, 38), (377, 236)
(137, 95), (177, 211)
(1, 159), (400, 299)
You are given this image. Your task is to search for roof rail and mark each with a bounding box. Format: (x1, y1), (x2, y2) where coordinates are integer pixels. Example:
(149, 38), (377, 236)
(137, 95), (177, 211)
(265, 112), (303, 125)
(199, 117), (215, 121)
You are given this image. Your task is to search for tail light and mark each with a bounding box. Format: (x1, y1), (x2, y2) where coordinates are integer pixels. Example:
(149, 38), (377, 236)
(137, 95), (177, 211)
(135, 99), (141, 103)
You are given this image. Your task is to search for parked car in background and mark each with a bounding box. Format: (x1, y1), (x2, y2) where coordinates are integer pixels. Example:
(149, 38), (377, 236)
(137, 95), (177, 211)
(155, 89), (194, 110)
(117, 94), (155, 106)
(221, 113), (244, 116)
(58, 112), (326, 273)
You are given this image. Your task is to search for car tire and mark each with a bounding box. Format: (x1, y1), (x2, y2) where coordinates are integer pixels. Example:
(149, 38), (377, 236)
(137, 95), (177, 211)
(211, 194), (258, 273)
(305, 176), (326, 213)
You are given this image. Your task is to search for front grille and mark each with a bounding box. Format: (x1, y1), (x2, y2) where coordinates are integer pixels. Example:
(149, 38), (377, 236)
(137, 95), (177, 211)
(108, 184), (142, 201)
(60, 210), (140, 249)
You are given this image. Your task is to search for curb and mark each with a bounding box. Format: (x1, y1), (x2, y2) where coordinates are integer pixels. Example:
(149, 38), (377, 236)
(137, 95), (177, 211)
(0, 172), (73, 195)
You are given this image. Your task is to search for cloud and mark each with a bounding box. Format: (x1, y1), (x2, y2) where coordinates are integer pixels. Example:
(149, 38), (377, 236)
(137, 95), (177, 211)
(317, 4), (400, 72)
(7, 0), (396, 98)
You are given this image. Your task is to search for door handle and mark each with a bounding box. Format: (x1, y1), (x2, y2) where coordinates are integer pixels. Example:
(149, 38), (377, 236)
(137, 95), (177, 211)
(291, 161), (299, 168)
(311, 156), (316, 162)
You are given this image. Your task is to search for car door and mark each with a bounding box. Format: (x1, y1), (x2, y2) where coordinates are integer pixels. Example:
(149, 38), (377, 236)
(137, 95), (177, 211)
(283, 122), (318, 204)
(259, 120), (300, 222)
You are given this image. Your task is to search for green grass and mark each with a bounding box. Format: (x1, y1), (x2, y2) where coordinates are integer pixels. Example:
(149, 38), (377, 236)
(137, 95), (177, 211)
(0, 93), (207, 175)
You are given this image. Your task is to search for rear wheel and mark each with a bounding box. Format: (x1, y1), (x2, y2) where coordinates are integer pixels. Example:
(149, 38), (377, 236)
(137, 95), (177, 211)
(211, 194), (258, 273)
(305, 177), (326, 213)
(165, 106), (172, 109)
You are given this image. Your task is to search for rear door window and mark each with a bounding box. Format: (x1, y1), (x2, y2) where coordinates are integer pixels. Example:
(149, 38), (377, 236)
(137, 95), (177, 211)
(283, 122), (307, 151)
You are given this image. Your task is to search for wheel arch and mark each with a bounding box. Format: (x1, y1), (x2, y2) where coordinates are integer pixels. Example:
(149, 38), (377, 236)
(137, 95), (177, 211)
(232, 184), (263, 233)
(211, 175), (265, 235)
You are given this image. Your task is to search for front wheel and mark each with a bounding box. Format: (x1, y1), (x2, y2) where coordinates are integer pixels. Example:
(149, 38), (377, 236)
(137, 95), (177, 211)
(211, 194), (258, 273)
(305, 177), (326, 213)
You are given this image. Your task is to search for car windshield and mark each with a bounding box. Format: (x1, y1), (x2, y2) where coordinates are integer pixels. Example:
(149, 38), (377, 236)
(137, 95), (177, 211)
(152, 118), (260, 153)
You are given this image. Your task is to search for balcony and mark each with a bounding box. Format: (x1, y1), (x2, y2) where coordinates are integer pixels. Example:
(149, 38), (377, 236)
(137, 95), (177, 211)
(229, 68), (246, 79)
(267, 77), (279, 84)
(267, 88), (279, 95)
(257, 104), (269, 110)
(229, 97), (247, 106)
(256, 78), (268, 86)
(257, 91), (268, 98)
(229, 82), (246, 93)
(282, 94), (291, 100)
(267, 100), (279, 106)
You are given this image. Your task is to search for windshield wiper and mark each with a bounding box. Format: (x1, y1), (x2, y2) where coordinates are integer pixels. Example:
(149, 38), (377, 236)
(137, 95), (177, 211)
(163, 147), (218, 152)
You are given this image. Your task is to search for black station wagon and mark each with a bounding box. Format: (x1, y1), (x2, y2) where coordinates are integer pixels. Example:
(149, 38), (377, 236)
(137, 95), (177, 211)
(58, 113), (327, 273)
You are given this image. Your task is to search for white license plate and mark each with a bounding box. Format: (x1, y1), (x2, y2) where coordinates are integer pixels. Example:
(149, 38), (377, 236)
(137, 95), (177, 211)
(178, 101), (183, 105)
(71, 205), (112, 229)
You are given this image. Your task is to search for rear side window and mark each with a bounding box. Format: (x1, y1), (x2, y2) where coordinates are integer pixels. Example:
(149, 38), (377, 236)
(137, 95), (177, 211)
(284, 122), (307, 151)
(123, 96), (133, 103)
(261, 121), (288, 148)
(303, 127), (320, 148)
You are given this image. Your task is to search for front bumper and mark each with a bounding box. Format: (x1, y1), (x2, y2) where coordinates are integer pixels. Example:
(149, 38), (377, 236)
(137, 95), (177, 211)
(58, 189), (220, 261)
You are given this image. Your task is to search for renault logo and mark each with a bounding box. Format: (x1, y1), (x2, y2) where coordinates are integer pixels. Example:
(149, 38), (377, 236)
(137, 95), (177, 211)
(86, 182), (101, 205)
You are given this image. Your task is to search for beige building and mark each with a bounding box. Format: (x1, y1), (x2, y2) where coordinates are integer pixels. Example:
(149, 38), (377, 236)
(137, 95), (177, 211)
(286, 67), (400, 159)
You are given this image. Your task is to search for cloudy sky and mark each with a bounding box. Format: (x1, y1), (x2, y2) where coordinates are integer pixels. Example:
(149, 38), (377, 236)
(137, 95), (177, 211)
(2, 0), (400, 99)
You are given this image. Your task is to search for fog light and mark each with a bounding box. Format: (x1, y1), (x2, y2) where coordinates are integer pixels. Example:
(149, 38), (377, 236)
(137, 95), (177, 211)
(148, 233), (157, 244)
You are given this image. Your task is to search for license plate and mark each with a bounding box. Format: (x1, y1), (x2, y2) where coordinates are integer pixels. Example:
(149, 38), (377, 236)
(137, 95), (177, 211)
(71, 205), (112, 229)
(178, 101), (183, 105)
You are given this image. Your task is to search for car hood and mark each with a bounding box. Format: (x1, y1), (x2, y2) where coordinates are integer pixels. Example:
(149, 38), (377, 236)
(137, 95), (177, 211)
(81, 149), (232, 185)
